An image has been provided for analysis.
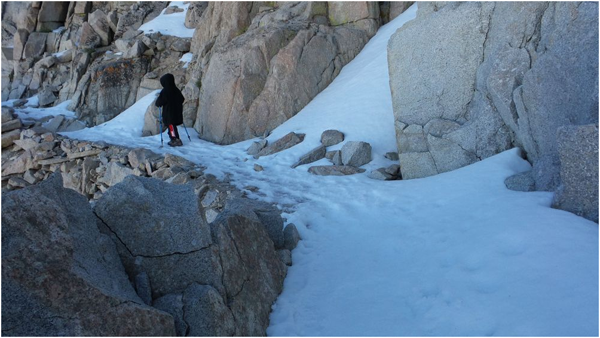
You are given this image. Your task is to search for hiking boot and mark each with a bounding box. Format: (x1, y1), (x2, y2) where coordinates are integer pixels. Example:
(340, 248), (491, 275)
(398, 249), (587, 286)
(174, 139), (183, 146)
(168, 140), (176, 147)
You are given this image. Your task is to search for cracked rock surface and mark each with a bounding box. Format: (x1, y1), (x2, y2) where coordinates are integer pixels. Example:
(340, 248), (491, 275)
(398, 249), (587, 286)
(93, 176), (287, 336)
(93, 175), (213, 257)
(210, 198), (287, 335)
(2, 159), (290, 336)
(1, 174), (175, 336)
(388, 2), (598, 199)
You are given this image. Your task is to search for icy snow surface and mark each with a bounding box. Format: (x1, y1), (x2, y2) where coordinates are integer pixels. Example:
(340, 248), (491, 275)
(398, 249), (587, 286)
(2, 95), (40, 109)
(13, 100), (75, 121)
(6, 4), (598, 336)
(138, 1), (195, 38)
(180, 52), (193, 68)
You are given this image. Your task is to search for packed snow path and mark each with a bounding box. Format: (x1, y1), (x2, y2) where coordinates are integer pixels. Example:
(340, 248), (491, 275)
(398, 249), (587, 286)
(8, 4), (597, 336)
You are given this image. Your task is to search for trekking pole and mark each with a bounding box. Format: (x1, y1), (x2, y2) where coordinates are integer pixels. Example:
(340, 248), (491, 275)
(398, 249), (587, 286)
(182, 122), (191, 141)
(159, 107), (164, 147)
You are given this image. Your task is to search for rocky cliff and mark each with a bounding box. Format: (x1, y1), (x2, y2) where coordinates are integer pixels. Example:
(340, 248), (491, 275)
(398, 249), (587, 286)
(1, 121), (301, 336)
(388, 2), (598, 222)
(2, 1), (412, 143)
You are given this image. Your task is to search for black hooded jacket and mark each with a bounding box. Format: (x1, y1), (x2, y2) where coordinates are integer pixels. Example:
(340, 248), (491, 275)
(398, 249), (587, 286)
(155, 73), (185, 126)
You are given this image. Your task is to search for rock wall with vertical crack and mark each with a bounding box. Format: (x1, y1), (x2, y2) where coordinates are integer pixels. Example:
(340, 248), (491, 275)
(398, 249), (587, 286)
(388, 2), (598, 221)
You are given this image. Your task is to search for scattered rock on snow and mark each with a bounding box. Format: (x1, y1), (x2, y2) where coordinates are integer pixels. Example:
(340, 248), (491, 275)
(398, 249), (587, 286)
(308, 165), (366, 176)
(292, 145), (326, 168)
(283, 223), (301, 251)
(504, 171), (535, 192)
(41, 115), (64, 132)
(385, 164), (401, 176)
(37, 88), (58, 107)
(369, 168), (394, 181)
(341, 141), (372, 167)
(331, 150), (343, 165)
(165, 6), (185, 15)
(321, 129), (344, 146)
(385, 152), (399, 161)
(256, 132), (305, 158)
(247, 139), (267, 156)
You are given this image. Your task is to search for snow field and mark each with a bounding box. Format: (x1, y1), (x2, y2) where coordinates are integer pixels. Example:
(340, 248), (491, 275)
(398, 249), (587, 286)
(5, 3), (598, 336)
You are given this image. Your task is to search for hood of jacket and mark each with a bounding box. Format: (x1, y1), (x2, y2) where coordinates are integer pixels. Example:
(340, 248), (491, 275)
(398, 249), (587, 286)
(160, 73), (176, 89)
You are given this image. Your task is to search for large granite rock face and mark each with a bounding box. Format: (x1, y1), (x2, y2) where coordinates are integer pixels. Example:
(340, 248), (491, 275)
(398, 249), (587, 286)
(388, 2), (599, 214)
(185, 2), (209, 29)
(1, 174), (176, 336)
(182, 283), (236, 336)
(389, 2), (494, 179)
(192, 2), (380, 144)
(77, 58), (150, 126)
(210, 198), (287, 335)
(515, 2), (599, 190)
(5, 1), (386, 145)
(94, 175), (213, 257)
(92, 175), (287, 335)
(93, 175), (221, 299)
(552, 125), (599, 223)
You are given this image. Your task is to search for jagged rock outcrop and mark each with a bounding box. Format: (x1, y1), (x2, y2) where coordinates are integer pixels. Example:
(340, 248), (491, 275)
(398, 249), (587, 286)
(1, 107), (21, 148)
(2, 1), (171, 115)
(93, 176), (222, 297)
(78, 57), (151, 125)
(2, 123), (294, 336)
(2, 174), (176, 336)
(210, 198), (287, 335)
(3, 1), (414, 144)
(185, 2), (209, 29)
(93, 177), (287, 336)
(388, 2), (598, 221)
(192, 2), (382, 144)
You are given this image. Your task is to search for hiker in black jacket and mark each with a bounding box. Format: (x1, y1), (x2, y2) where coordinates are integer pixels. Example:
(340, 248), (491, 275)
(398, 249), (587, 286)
(155, 73), (185, 147)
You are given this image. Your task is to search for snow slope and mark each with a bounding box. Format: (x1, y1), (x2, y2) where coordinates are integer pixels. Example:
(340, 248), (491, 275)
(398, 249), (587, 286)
(6, 3), (598, 336)
(138, 1), (195, 38)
